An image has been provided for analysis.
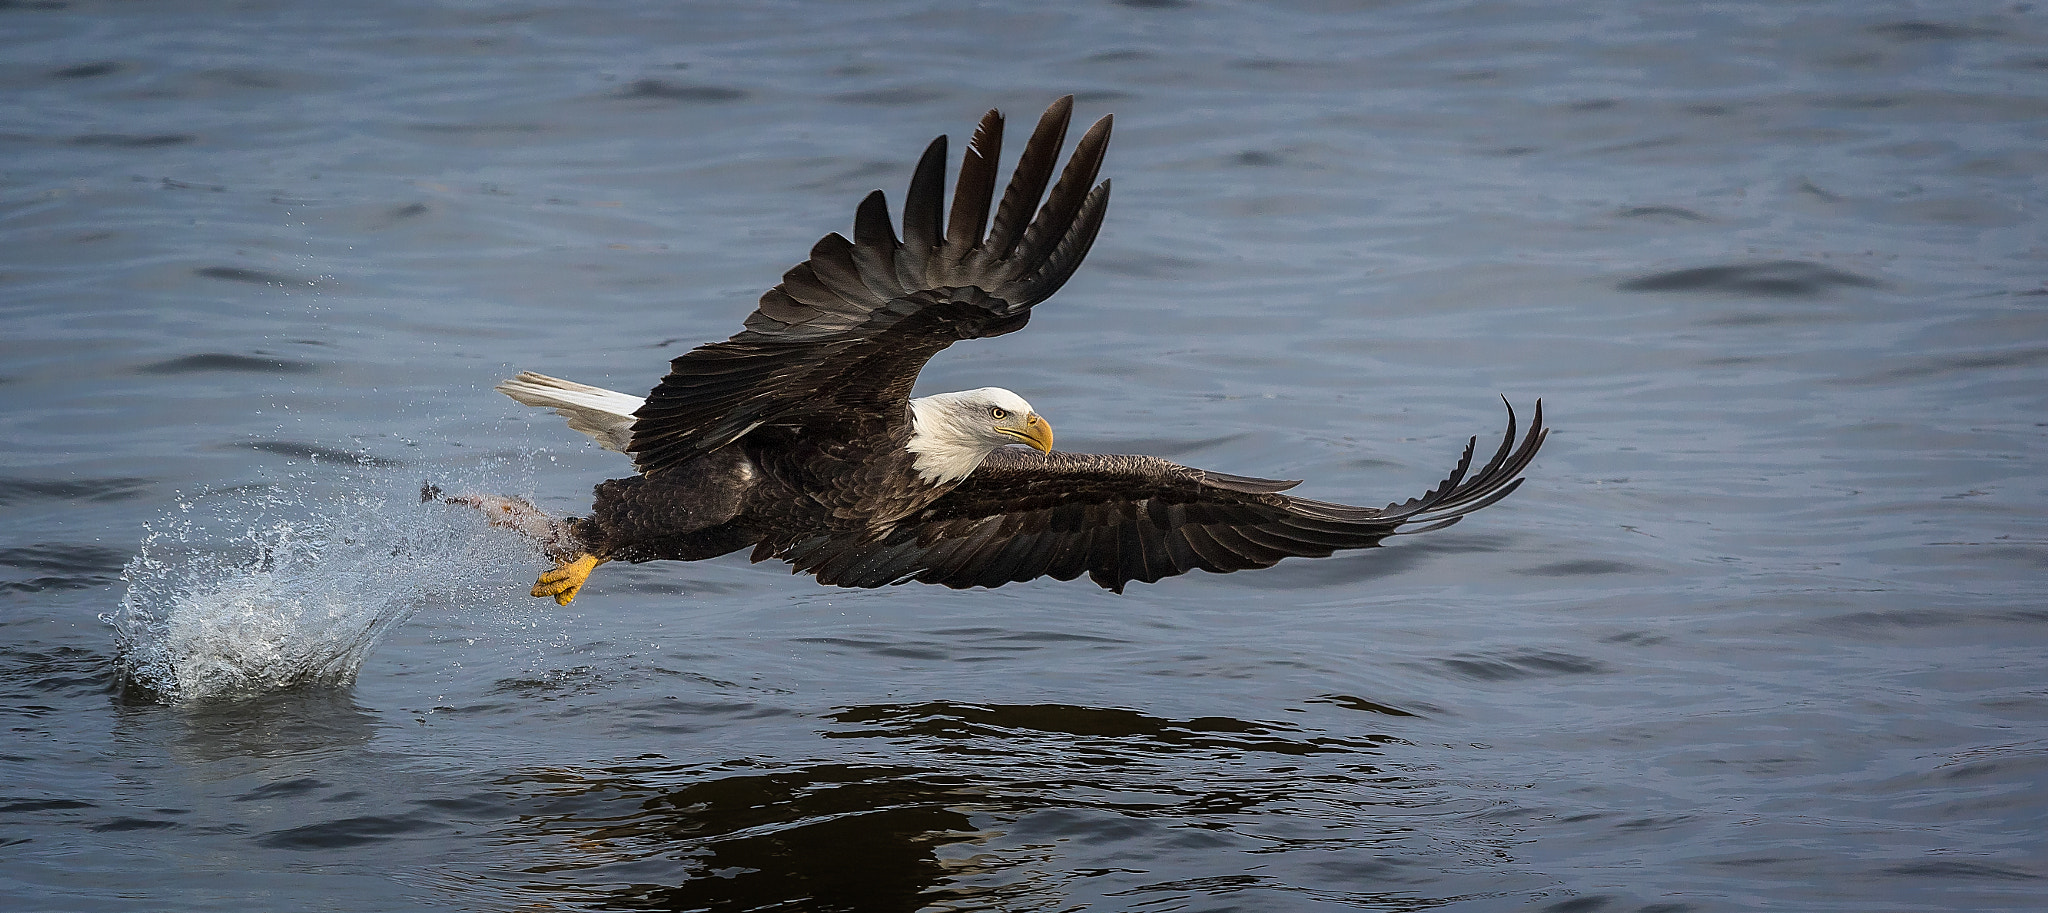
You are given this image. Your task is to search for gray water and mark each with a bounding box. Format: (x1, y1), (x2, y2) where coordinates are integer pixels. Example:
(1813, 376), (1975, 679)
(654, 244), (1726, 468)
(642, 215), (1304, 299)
(5, 0), (2045, 910)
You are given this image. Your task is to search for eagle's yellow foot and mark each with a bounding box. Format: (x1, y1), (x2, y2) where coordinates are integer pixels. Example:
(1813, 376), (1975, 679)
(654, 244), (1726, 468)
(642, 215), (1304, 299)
(532, 553), (606, 606)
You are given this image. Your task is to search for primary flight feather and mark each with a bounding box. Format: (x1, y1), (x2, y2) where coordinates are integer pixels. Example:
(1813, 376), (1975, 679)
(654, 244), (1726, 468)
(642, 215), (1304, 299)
(439, 97), (1547, 604)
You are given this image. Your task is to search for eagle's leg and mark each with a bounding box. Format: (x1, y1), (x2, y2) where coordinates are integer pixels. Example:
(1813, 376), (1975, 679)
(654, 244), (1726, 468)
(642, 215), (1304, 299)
(424, 484), (605, 605)
(531, 553), (607, 606)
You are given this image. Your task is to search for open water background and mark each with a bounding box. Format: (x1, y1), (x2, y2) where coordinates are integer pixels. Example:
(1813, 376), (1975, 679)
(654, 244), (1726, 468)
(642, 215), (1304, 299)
(4, 1), (2045, 910)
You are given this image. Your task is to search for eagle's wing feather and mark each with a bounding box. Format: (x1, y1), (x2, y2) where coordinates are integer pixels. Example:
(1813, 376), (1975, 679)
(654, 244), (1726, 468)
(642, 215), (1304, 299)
(770, 401), (1546, 593)
(629, 97), (1114, 477)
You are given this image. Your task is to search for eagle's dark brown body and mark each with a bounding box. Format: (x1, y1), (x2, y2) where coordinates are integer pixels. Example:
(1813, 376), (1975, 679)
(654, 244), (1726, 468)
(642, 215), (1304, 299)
(573, 416), (936, 565)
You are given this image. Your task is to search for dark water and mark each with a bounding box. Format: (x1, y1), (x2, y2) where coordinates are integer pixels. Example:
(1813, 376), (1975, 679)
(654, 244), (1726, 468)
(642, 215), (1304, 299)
(5, 0), (2045, 910)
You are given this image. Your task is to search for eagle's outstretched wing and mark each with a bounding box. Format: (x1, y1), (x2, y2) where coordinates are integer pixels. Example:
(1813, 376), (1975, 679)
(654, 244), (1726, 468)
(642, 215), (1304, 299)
(629, 97), (1113, 477)
(766, 401), (1547, 592)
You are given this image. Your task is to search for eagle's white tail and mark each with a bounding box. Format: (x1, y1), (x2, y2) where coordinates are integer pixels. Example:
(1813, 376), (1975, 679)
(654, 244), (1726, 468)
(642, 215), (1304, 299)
(496, 371), (643, 453)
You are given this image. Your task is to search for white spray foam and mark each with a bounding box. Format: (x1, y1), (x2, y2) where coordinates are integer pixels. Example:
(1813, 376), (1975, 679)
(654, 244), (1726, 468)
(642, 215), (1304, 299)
(111, 475), (541, 704)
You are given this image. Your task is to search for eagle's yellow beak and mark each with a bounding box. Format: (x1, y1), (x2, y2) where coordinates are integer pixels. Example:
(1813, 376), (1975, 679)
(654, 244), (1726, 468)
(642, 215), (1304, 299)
(1004, 413), (1054, 453)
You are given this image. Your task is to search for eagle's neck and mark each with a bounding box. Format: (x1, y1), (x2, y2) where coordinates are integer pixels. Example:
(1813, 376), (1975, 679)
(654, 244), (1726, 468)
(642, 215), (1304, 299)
(905, 395), (997, 486)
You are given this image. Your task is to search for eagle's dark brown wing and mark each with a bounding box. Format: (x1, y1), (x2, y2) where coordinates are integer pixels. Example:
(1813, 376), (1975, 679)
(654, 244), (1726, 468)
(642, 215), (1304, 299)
(629, 97), (1113, 476)
(767, 401), (1547, 592)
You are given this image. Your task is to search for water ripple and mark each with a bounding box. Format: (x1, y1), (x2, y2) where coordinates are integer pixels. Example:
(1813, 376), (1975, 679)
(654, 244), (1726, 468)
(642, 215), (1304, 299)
(0, 476), (151, 506)
(612, 79), (748, 103)
(1617, 260), (1883, 296)
(137, 353), (317, 375)
(0, 543), (130, 592)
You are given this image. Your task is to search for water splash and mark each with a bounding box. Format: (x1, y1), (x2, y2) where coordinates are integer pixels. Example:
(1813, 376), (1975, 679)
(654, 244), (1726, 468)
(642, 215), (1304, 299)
(110, 474), (540, 704)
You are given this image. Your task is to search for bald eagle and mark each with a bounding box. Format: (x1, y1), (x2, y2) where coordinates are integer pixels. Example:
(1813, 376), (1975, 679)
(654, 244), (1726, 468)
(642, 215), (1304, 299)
(438, 97), (1546, 605)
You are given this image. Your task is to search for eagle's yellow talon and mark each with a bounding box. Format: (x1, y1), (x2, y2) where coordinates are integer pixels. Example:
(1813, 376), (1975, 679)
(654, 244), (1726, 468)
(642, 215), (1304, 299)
(531, 553), (605, 606)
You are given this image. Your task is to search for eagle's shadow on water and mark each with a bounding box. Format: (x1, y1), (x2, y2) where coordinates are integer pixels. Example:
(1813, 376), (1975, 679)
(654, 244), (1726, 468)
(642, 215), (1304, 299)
(485, 761), (986, 911)
(472, 702), (1479, 912)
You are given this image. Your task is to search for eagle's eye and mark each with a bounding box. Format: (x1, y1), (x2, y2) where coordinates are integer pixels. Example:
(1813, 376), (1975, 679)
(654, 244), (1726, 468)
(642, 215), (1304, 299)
(990, 407), (1009, 419)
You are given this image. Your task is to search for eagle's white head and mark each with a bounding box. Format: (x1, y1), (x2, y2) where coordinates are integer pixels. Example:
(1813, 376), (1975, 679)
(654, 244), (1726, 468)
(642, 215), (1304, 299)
(905, 387), (1054, 485)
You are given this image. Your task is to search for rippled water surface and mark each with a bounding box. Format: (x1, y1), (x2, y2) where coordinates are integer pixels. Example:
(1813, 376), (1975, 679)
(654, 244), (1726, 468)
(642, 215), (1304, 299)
(5, 1), (2045, 910)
